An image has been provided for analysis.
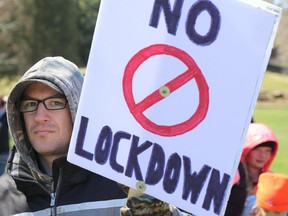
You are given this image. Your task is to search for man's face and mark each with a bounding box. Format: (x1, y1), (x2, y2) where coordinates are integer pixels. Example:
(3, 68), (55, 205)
(246, 146), (272, 170)
(23, 83), (72, 159)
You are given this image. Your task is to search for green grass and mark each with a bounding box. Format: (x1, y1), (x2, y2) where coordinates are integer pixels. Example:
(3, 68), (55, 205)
(254, 71), (288, 174)
(254, 107), (288, 174)
(261, 71), (288, 91)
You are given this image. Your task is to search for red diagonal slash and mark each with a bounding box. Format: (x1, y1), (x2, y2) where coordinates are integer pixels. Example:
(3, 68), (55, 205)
(123, 44), (209, 137)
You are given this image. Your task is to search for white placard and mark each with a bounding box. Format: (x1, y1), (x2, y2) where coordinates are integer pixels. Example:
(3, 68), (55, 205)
(68, 0), (281, 215)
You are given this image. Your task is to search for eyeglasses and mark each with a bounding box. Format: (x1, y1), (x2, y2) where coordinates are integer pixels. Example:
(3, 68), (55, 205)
(19, 96), (67, 113)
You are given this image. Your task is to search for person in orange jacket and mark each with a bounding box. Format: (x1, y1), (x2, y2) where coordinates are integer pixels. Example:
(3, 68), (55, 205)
(240, 123), (278, 216)
(250, 172), (288, 216)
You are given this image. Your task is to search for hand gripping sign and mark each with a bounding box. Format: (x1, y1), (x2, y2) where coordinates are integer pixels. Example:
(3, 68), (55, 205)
(123, 44), (209, 137)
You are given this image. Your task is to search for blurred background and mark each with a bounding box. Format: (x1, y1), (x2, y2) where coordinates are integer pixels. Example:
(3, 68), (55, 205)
(0, 0), (287, 77)
(0, 0), (287, 174)
(0, 0), (100, 75)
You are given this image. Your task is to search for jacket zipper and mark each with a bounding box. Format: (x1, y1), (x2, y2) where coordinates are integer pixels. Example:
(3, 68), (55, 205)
(14, 167), (64, 216)
(50, 168), (63, 216)
(50, 192), (56, 206)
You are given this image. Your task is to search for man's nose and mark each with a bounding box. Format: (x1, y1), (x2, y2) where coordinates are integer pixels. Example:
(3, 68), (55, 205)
(34, 102), (49, 121)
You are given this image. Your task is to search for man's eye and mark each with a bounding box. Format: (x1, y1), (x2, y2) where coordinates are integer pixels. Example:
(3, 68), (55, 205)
(49, 99), (65, 107)
(25, 101), (37, 108)
(20, 100), (37, 111)
(51, 101), (61, 106)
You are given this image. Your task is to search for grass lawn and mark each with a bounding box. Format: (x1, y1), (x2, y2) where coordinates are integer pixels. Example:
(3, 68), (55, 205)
(254, 71), (288, 174)
(254, 106), (288, 174)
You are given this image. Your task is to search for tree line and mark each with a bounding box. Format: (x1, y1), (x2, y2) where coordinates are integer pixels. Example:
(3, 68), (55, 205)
(0, 0), (100, 75)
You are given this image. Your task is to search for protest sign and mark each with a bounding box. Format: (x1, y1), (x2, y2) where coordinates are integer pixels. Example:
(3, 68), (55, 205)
(68, 0), (281, 215)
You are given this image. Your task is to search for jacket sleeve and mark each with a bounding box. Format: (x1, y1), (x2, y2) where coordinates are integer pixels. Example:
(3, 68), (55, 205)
(0, 174), (30, 215)
(120, 190), (194, 216)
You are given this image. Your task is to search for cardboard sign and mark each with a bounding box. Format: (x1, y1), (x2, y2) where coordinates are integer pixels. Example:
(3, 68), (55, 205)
(68, 0), (281, 215)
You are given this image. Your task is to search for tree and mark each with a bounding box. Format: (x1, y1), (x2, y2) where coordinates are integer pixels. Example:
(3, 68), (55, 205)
(27, 0), (81, 65)
(0, 0), (101, 74)
(79, 0), (101, 66)
(0, 0), (30, 74)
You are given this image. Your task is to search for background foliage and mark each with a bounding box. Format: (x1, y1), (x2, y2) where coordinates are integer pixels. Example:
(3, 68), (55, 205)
(0, 0), (100, 74)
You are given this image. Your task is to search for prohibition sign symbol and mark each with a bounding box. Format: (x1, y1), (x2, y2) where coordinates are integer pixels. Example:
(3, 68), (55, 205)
(123, 44), (209, 137)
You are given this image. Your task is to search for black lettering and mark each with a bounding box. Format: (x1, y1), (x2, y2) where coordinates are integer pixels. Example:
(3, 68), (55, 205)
(202, 169), (230, 215)
(182, 156), (211, 204)
(145, 143), (165, 185)
(110, 131), (131, 173)
(186, 0), (221, 45)
(94, 125), (112, 165)
(163, 153), (181, 194)
(125, 135), (153, 181)
(75, 116), (93, 161)
(149, 0), (184, 35)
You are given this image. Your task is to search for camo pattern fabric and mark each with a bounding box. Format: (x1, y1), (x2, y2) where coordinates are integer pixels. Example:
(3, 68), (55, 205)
(120, 194), (172, 216)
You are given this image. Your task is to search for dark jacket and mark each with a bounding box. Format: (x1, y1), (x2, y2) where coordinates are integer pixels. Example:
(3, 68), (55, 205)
(224, 162), (247, 216)
(1, 147), (126, 215)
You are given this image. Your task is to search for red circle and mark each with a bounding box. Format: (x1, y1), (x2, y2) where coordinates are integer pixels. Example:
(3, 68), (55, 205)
(123, 44), (209, 136)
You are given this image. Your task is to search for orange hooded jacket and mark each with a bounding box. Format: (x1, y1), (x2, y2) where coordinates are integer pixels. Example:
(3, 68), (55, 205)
(240, 122), (278, 173)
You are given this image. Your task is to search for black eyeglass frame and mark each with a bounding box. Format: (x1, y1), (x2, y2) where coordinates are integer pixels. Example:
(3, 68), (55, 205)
(18, 96), (68, 113)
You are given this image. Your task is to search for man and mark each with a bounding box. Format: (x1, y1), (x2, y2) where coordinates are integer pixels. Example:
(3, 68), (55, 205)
(0, 56), (190, 215)
(0, 56), (127, 215)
